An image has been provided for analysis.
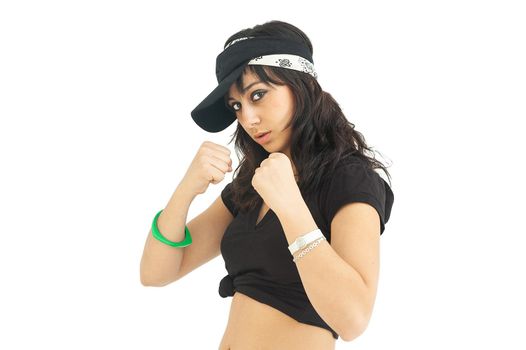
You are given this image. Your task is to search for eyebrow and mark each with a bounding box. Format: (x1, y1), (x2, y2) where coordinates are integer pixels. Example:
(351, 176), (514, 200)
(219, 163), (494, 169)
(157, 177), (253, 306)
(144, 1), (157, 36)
(227, 81), (264, 101)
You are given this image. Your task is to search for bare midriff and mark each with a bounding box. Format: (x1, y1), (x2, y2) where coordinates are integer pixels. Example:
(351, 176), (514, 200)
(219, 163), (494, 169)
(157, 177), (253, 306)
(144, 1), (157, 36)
(218, 291), (336, 350)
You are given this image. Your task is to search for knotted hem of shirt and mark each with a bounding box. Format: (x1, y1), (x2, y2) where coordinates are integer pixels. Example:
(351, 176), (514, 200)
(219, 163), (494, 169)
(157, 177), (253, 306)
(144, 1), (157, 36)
(219, 274), (235, 297)
(218, 274), (339, 339)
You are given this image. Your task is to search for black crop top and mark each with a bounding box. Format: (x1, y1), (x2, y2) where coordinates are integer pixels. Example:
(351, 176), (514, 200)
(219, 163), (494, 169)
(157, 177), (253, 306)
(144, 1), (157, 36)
(219, 156), (394, 339)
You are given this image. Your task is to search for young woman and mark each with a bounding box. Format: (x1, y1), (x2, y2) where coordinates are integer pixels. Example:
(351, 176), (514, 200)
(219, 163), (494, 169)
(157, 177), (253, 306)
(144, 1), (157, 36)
(140, 20), (394, 349)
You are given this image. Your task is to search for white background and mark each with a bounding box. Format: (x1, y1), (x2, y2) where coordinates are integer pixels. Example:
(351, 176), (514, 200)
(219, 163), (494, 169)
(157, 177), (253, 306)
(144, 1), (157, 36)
(1, 0), (525, 349)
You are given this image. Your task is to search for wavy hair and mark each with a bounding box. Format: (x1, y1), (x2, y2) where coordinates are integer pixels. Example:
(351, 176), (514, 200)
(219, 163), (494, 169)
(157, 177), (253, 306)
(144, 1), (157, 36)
(222, 20), (392, 214)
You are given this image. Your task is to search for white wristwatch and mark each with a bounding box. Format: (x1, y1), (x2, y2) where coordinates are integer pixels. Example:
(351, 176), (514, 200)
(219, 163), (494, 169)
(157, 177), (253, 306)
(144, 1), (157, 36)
(288, 229), (324, 256)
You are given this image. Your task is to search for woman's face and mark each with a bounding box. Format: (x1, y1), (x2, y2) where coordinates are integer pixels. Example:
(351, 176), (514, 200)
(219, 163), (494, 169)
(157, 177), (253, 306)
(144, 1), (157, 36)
(226, 69), (295, 158)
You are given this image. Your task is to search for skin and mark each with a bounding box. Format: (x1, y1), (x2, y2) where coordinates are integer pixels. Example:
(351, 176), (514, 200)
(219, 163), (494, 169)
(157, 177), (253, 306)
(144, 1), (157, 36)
(226, 69), (299, 177)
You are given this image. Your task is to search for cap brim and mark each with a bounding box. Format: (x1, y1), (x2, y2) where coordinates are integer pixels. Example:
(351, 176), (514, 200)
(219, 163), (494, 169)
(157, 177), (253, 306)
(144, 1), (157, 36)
(190, 64), (246, 133)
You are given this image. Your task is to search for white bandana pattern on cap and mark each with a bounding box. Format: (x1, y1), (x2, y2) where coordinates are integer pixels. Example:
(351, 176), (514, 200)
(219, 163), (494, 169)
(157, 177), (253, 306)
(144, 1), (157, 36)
(248, 54), (318, 79)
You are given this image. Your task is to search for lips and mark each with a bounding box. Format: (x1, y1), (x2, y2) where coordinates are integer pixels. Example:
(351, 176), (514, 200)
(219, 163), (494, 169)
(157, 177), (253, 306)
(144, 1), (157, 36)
(255, 131), (270, 139)
(255, 131), (271, 144)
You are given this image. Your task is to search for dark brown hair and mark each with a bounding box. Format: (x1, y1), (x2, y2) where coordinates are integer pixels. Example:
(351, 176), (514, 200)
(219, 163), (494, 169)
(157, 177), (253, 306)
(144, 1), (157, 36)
(223, 20), (392, 214)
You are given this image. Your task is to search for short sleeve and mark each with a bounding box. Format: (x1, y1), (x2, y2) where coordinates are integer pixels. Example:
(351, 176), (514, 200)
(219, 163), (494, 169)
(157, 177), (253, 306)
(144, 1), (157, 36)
(322, 162), (394, 235)
(221, 182), (239, 217)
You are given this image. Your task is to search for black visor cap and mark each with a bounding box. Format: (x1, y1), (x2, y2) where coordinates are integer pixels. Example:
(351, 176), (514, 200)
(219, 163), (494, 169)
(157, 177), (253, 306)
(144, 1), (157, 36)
(190, 36), (313, 133)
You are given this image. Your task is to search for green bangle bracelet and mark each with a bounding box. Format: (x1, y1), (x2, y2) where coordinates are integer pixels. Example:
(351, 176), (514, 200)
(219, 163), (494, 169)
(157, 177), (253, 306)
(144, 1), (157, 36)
(151, 209), (192, 247)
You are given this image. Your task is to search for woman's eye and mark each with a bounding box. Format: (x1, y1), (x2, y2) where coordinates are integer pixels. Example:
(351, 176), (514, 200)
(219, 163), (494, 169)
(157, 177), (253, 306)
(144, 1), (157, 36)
(252, 90), (266, 101)
(230, 91), (266, 111)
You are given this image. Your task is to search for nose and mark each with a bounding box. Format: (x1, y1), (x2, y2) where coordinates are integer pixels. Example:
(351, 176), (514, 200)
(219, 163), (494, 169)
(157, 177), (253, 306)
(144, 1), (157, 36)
(238, 103), (261, 126)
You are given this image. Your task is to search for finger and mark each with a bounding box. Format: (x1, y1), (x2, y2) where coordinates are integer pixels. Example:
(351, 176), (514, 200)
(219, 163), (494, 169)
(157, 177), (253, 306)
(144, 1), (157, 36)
(210, 151), (233, 168)
(205, 154), (231, 174)
(212, 152), (232, 165)
(208, 166), (224, 184)
(204, 141), (231, 157)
